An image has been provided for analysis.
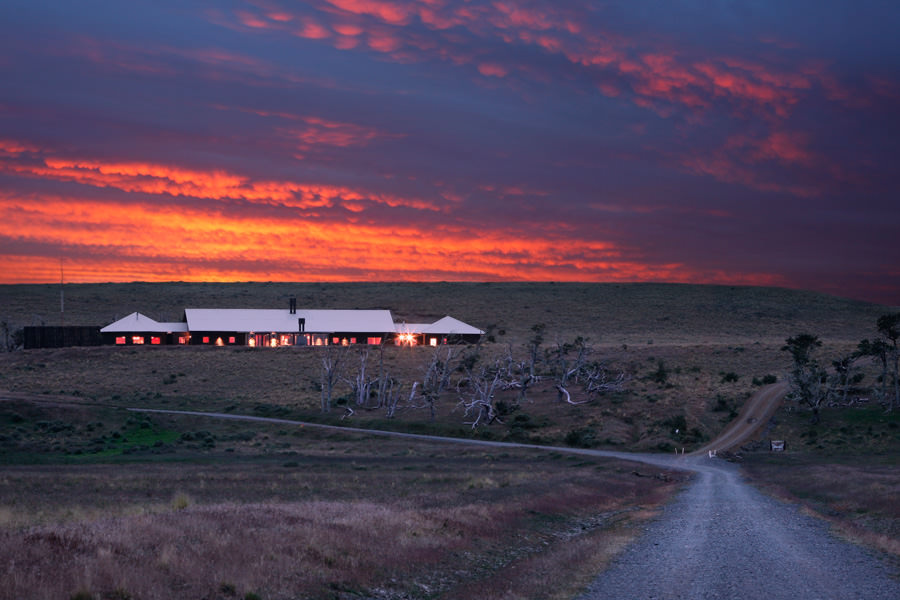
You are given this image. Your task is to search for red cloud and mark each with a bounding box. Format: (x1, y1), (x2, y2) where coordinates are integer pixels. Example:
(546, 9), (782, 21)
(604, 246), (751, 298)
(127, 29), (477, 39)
(297, 18), (331, 39)
(0, 150), (441, 212)
(0, 139), (41, 156)
(477, 62), (508, 77)
(1, 188), (782, 286)
(325, 0), (412, 26)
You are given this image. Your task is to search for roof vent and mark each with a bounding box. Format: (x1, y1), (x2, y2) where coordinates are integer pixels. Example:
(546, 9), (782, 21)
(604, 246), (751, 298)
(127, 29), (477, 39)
(289, 297), (297, 314)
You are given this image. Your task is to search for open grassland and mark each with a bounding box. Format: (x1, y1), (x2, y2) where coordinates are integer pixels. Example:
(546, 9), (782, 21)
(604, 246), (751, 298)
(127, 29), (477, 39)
(2, 282), (892, 452)
(1, 282), (899, 598)
(737, 403), (900, 562)
(2, 281), (893, 345)
(0, 338), (873, 452)
(0, 398), (682, 600)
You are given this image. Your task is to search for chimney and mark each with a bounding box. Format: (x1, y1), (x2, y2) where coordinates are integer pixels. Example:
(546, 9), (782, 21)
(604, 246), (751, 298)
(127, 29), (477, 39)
(289, 297), (296, 314)
(298, 317), (305, 332)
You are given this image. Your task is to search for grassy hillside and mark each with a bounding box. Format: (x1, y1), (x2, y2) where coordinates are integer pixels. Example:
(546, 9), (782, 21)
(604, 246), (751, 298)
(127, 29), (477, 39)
(2, 281), (894, 345)
(1, 282), (896, 452)
(1, 282), (898, 599)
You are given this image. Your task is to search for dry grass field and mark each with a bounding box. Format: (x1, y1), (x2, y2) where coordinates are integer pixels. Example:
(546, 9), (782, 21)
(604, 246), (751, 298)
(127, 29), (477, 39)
(0, 396), (683, 600)
(1, 282), (898, 599)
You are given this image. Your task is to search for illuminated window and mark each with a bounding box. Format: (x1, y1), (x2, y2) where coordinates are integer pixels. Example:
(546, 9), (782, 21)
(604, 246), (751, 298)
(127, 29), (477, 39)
(367, 337), (382, 345)
(248, 337), (256, 347)
(429, 337), (437, 347)
(132, 336), (145, 345)
(151, 337), (161, 345)
(229, 336), (236, 344)
(178, 336), (188, 345)
(280, 335), (291, 346)
(270, 337), (278, 347)
(350, 337), (356, 344)
(215, 337), (224, 346)
(202, 336), (209, 344)
(333, 337), (340, 345)
(115, 336), (126, 345)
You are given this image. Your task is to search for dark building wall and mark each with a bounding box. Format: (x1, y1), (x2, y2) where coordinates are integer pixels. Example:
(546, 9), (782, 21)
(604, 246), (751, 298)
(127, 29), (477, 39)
(25, 326), (102, 349)
(101, 332), (182, 345)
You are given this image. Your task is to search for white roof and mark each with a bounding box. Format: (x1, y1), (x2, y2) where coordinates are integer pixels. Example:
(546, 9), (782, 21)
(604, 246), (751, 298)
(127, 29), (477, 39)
(183, 309), (395, 333)
(394, 322), (431, 333)
(394, 316), (484, 335)
(101, 312), (187, 333)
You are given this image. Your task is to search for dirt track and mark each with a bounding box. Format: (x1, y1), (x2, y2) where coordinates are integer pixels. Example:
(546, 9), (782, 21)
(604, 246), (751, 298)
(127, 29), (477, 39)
(693, 381), (789, 455)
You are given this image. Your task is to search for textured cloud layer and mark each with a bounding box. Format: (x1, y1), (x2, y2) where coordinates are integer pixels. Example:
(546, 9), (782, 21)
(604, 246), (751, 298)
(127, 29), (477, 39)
(1, 1), (898, 303)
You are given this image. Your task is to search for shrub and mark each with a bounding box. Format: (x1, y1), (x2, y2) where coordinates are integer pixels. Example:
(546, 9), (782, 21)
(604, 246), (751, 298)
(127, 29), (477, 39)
(171, 492), (191, 511)
(70, 591), (94, 600)
(651, 361), (668, 385)
(712, 395), (730, 412)
(219, 583), (237, 596)
(564, 427), (599, 448)
(720, 372), (739, 383)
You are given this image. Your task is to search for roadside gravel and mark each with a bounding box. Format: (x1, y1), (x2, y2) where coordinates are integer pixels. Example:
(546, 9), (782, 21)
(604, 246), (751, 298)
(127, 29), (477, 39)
(577, 455), (900, 600)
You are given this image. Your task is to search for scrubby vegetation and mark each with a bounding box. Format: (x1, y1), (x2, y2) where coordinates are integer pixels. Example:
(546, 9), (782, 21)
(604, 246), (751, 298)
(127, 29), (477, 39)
(1, 282), (898, 597)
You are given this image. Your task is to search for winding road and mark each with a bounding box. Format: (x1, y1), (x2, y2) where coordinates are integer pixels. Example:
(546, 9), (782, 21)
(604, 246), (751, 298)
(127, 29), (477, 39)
(127, 384), (900, 599)
(5, 384), (899, 598)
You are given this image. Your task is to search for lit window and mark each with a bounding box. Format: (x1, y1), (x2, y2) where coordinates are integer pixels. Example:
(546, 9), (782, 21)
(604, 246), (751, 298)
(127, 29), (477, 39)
(350, 337), (356, 344)
(132, 336), (145, 345)
(229, 336), (236, 344)
(333, 337), (340, 345)
(215, 337), (224, 346)
(367, 337), (382, 345)
(178, 336), (188, 345)
(202, 336), (210, 344)
(151, 337), (161, 345)
(115, 336), (126, 345)
(270, 337), (278, 347)
(429, 337), (437, 347)
(248, 337), (256, 347)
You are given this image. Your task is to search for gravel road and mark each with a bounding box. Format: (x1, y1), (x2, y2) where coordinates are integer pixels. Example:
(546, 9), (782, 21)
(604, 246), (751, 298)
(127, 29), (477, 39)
(128, 407), (900, 599)
(577, 454), (900, 600)
(11, 390), (893, 600)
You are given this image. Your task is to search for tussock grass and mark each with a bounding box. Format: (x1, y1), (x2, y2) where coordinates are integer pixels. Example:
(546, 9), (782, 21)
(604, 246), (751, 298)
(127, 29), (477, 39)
(0, 448), (683, 600)
(741, 456), (900, 561)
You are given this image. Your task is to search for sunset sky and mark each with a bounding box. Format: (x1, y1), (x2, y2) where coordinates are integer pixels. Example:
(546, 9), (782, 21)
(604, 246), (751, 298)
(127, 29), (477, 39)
(1, 1), (898, 304)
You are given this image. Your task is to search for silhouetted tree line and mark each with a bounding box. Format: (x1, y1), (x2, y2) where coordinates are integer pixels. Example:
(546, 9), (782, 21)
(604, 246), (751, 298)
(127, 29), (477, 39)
(784, 313), (900, 421)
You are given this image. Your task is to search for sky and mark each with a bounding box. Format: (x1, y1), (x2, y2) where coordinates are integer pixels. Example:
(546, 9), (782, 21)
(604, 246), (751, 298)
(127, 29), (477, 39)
(1, 1), (898, 304)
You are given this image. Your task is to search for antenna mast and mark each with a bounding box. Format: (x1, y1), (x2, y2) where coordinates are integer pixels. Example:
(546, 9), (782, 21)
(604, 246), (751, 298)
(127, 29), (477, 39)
(60, 258), (65, 327)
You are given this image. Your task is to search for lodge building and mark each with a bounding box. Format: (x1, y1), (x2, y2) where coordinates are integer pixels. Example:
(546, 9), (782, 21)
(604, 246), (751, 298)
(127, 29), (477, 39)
(99, 299), (483, 347)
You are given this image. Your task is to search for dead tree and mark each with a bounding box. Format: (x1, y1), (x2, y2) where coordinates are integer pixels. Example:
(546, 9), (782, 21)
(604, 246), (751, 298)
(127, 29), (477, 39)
(876, 314), (900, 412)
(547, 337), (591, 404)
(383, 378), (403, 418)
(583, 362), (628, 397)
(410, 345), (456, 421)
(829, 352), (863, 406)
(343, 347), (377, 409)
(457, 363), (503, 429)
(782, 334), (829, 423)
(501, 324), (545, 405)
(319, 343), (347, 413)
